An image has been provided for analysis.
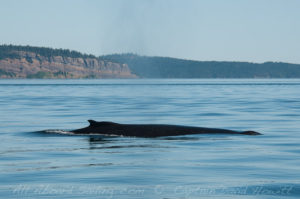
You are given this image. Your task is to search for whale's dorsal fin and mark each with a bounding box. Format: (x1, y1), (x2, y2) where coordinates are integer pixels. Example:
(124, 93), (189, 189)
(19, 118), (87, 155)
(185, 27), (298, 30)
(88, 120), (118, 126)
(88, 120), (97, 126)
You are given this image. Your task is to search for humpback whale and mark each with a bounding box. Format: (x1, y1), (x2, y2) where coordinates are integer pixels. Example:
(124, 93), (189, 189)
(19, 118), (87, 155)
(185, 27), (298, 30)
(70, 120), (261, 137)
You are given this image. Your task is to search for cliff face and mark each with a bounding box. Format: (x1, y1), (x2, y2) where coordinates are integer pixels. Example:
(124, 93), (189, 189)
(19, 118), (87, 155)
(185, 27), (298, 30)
(0, 51), (136, 78)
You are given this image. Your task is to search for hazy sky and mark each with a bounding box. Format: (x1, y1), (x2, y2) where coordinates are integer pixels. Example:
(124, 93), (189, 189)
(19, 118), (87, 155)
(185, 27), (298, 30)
(1, 0), (300, 63)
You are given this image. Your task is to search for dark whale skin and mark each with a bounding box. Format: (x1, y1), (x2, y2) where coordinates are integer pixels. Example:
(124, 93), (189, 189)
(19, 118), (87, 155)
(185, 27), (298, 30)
(70, 120), (262, 137)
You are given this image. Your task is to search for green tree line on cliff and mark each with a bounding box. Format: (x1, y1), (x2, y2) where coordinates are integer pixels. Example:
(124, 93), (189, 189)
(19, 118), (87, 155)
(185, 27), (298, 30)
(0, 44), (96, 60)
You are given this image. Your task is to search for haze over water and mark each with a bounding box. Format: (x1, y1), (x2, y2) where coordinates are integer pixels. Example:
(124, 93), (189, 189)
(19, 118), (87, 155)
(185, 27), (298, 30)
(1, 0), (300, 63)
(0, 79), (300, 198)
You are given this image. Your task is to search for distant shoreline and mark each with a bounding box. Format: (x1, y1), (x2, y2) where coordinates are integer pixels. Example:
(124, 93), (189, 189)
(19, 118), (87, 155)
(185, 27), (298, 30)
(2, 44), (300, 79)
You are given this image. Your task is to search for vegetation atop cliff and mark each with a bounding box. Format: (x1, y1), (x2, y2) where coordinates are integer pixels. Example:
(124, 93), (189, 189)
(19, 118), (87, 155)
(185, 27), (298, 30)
(0, 44), (96, 60)
(101, 53), (300, 78)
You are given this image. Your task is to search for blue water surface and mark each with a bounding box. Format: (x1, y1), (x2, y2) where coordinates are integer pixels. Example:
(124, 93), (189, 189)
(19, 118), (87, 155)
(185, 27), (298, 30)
(0, 79), (300, 198)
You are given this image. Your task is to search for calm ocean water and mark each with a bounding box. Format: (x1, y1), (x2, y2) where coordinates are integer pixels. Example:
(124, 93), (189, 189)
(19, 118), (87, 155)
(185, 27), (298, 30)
(0, 79), (300, 198)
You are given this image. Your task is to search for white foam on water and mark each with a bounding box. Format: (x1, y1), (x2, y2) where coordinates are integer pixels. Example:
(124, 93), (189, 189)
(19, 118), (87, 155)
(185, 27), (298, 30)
(43, 129), (121, 137)
(43, 129), (76, 135)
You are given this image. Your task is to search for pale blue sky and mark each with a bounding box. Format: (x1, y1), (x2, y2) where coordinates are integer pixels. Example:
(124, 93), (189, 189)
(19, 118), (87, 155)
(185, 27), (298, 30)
(1, 0), (300, 63)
